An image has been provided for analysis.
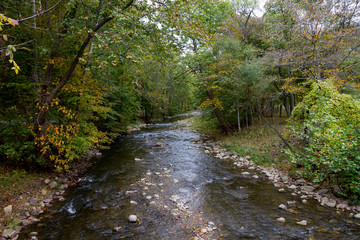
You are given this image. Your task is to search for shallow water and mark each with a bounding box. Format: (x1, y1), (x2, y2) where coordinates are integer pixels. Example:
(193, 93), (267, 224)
(20, 113), (360, 239)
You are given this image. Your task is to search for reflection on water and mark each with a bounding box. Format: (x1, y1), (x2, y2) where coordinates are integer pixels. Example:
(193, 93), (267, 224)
(20, 112), (360, 239)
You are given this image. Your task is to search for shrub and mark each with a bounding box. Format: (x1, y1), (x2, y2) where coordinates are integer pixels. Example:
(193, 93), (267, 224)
(288, 80), (360, 202)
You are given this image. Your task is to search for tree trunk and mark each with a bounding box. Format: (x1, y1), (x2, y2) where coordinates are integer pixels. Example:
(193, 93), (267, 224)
(282, 96), (291, 118)
(206, 89), (233, 135)
(237, 100), (241, 132)
(290, 94), (295, 113)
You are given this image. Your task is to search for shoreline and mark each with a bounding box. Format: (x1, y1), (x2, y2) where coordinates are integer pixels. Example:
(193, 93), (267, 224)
(0, 151), (101, 240)
(194, 132), (360, 220)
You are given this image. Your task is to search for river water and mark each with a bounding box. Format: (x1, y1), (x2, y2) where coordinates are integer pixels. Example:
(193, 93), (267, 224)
(20, 113), (360, 239)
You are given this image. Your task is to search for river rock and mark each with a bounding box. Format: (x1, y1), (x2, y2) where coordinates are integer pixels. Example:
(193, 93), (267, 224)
(125, 191), (136, 195)
(2, 229), (17, 239)
(287, 201), (297, 207)
(156, 142), (163, 147)
(252, 175), (259, 179)
(279, 204), (287, 210)
(296, 178), (306, 185)
(170, 195), (180, 202)
(317, 189), (329, 195)
(241, 172), (250, 175)
(49, 181), (57, 189)
(354, 213), (360, 219)
(288, 185), (297, 190)
(321, 197), (337, 208)
(296, 220), (308, 226)
(128, 215), (137, 223)
(30, 207), (38, 216)
(300, 186), (315, 193)
(113, 226), (123, 232)
(29, 232), (38, 236)
(336, 201), (348, 210)
(278, 188), (286, 193)
(276, 217), (286, 223)
(4, 205), (12, 218)
(134, 158), (143, 162)
(130, 201), (138, 205)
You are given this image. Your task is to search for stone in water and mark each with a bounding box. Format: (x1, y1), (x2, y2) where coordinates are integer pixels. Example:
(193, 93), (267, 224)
(128, 215), (137, 223)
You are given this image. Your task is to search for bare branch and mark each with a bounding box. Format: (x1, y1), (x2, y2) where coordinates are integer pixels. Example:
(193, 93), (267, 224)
(4, 0), (64, 25)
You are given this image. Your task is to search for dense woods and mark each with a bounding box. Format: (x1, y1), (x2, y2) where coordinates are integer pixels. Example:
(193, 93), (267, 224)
(1, 0), (360, 201)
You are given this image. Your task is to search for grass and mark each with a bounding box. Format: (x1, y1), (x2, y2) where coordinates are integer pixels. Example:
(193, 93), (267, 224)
(189, 113), (292, 170)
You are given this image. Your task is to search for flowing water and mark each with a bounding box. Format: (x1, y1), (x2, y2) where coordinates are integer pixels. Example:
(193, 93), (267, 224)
(20, 113), (360, 239)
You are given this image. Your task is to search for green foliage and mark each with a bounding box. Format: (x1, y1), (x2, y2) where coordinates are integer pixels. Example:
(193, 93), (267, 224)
(288, 80), (360, 202)
(0, 107), (35, 165)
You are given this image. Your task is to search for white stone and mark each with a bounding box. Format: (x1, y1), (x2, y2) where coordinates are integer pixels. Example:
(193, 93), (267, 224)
(279, 204), (287, 210)
(130, 201), (138, 205)
(354, 213), (360, 219)
(296, 220), (308, 226)
(252, 175), (259, 179)
(146, 196), (152, 200)
(134, 158), (143, 161)
(173, 179), (179, 183)
(125, 191), (136, 195)
(241, 172), (250, 175)
(278, 188), (286, 193)
(128, 215), (137, 222)
(276, 217), (286, 223)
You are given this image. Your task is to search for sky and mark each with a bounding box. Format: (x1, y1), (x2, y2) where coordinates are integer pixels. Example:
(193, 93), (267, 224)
(254, 0), (267, 17)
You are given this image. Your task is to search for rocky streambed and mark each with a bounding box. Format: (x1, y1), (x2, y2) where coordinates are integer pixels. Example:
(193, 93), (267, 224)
(4, 113), (360, 239)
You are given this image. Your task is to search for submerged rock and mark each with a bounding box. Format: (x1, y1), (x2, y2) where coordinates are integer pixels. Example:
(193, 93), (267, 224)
(130, 201), (138, 205)
(276, 217), (286, 223)
(296, 220), (308, 226)
(128, 215), (137, 223)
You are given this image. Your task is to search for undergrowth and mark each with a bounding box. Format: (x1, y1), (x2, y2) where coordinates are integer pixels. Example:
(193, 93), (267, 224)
(189, 113), (291, 170)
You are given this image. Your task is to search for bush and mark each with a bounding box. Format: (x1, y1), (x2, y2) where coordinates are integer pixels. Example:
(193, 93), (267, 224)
(288, 80), (360, 202)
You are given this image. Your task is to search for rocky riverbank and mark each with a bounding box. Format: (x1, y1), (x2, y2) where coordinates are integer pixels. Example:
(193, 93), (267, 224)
(0, 151), (101, 240)
(195, 134), (360, 222)
(0, 122), (152, 240)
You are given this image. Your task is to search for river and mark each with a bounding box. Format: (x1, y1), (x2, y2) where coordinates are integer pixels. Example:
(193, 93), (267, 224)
(19, 113), (360, 239)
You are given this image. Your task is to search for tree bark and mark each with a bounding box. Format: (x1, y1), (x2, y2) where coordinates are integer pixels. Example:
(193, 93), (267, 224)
(205, 89), (233, 135)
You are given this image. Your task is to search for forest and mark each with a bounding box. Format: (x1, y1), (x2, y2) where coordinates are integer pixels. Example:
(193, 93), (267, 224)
(1, 0), (360, 203)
